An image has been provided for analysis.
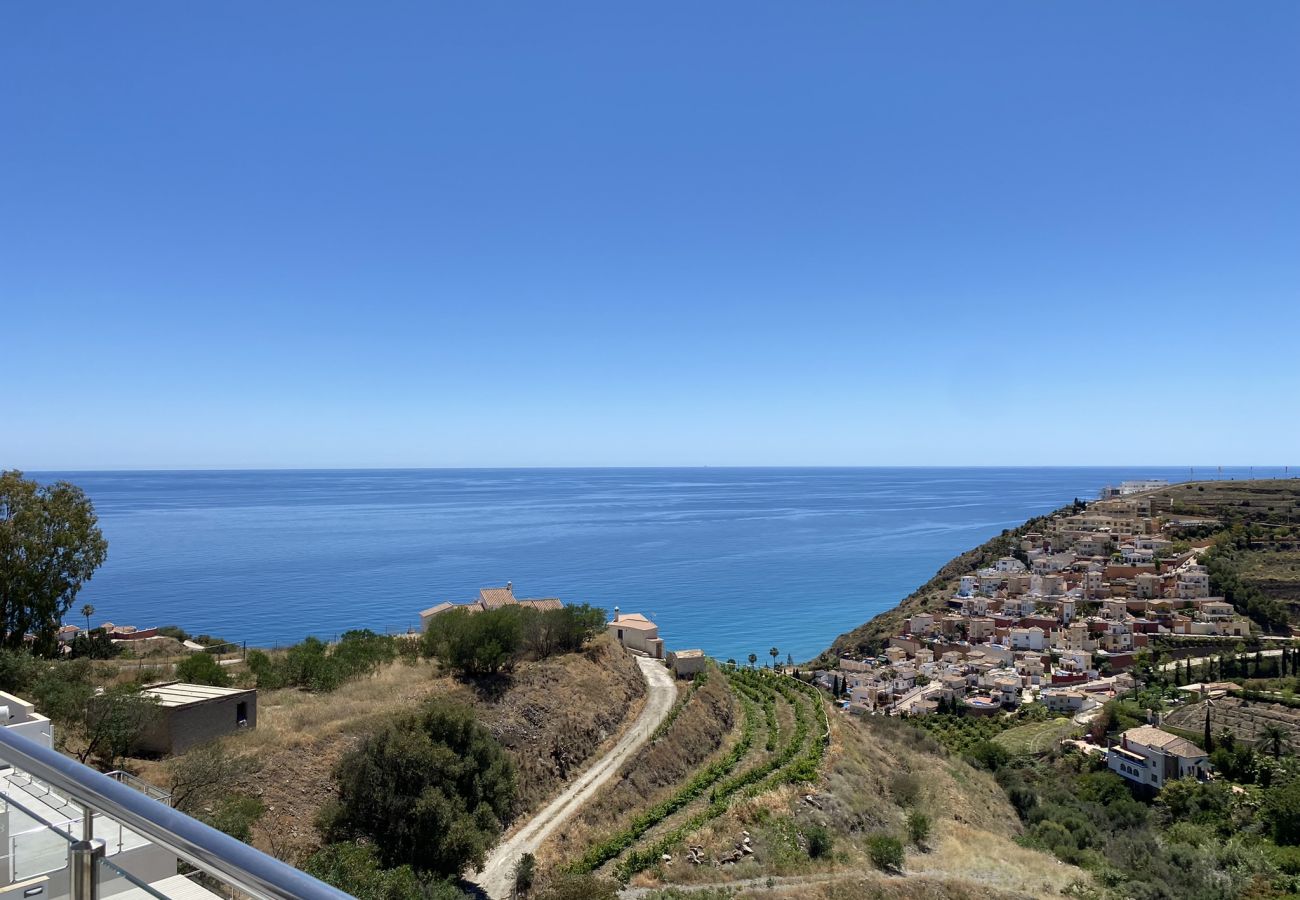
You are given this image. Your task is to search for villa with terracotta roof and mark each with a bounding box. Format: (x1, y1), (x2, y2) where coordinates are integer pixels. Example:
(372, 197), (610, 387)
(1108, 725), (1208, 790)
(607, 607), (664, 659)
(418, 582), (565, 631)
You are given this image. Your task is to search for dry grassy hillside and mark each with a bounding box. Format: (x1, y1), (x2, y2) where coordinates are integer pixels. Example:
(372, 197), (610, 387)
(138, 633), (647, 865)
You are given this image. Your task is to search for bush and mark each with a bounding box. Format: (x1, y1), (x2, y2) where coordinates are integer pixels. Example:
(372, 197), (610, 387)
(175, 652), (232, 687)
(0, 648), (39, 693)
(157, 625), (191, 642)
(167, 741), (263, 815)
(246, 631), (399, 693)
(889, 771), (921, 806)
(204, 796), (264, 842)
(305, 841), (467, 900)
(514, 852), (536, 895)
(906, 811), (930, 847)
(68, 628), (121, 660)
(422, 605), (607, 676)
(866, 833), (904, 872)
(965, 739), (1009, 772)
(1263, 778), (1300, 845)
(321, 699), (515, 876)
(422, 608), (523, 676)
(805, 824), (833, 859)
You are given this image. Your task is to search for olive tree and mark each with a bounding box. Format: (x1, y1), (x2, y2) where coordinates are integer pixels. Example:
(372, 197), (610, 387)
(0, 471), (108, 655)
(320, 699), (515, 876)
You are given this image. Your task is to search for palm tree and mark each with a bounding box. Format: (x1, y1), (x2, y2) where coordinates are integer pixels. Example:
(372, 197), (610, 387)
(747, 653), (757, 668)
(81, 603), (95, 633)
(769, 647), (779, 670)
(1260, 723), (1290, 758)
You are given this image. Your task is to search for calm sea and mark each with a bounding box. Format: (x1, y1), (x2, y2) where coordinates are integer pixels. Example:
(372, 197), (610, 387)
(28, 467), (1289, 662)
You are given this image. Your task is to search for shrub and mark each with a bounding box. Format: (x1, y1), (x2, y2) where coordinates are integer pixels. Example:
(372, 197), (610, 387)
(175, 652), (232, 687)
(906, 811), (930, 847)
(422, 608), (523, 676)
(866, 833), (904, 872)
(204, 796), (264, 842)
(247, 631), (399, 693)
(514, 853), (536, 895)
(1263, 778), (1300, 845)
(321, 699), (515, 876)
(304, 841), (466, 900)
(805, 824), (833, 859)
(965, 739), (1009, 771)
(0, 648), (39, 693)
(167, 741), (263, 814)
(889, 771), (921, 806)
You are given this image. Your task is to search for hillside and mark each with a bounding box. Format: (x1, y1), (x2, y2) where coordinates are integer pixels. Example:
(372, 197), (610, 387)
(825, 504), (1078, 660)
(827, 478), (1300, 659)
(526, 664), (1082, 899)
(136, 633), (649, 865)
(615, 691), (1085, 899)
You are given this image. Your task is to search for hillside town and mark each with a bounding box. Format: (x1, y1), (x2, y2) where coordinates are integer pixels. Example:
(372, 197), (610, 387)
(826, 480), (1252, 721)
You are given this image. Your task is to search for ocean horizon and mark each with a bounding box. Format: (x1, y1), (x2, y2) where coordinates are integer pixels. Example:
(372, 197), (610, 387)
(31, 466), (1294, 662)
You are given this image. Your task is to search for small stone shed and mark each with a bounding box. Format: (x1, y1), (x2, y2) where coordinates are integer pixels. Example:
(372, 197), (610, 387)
(669, 649), (707, 678)
(134, 682), (257, 756)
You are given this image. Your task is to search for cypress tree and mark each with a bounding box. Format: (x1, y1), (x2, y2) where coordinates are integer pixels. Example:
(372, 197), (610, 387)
(1204, 706), (1214, 752)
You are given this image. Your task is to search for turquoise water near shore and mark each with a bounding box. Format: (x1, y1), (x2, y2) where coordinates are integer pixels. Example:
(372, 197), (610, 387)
(31, 467), (1290, 662)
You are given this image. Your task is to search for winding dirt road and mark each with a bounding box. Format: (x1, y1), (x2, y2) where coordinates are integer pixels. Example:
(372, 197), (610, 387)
(473, 656), (677, 899)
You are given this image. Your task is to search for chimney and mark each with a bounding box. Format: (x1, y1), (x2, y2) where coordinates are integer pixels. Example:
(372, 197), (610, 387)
(613, 606), (620, 622)
(506, 581), (512, 593)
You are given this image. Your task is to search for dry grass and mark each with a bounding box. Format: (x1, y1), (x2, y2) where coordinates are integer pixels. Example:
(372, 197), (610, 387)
(134, 634), (648, 866)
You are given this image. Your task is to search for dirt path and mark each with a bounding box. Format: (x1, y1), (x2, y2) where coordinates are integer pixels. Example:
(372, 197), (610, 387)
(474, 656), (678, 899)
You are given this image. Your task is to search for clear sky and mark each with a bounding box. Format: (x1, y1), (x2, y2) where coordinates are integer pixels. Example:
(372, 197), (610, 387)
(3, 2), (1297, 469)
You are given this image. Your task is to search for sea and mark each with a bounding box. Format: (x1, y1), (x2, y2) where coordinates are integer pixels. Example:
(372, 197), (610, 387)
(28, 467), (1292, 663)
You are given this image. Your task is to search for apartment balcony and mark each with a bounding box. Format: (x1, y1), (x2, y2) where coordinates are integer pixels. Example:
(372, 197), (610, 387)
(0, 727), (351, 900)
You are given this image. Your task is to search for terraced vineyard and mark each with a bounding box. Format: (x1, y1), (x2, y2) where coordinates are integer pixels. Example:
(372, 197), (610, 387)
(563, 665), (830, 883)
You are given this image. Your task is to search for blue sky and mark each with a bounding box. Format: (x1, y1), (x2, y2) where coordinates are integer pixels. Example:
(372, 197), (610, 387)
(3, 2), (1297, 469)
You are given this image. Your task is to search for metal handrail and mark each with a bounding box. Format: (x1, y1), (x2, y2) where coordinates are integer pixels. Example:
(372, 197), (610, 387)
(0, 729), (353, 900)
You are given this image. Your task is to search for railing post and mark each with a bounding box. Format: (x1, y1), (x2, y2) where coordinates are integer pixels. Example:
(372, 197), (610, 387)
(69, 837), (104, 900)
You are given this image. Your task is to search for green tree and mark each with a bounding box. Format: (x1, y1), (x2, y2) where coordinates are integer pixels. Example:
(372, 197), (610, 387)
(167, 741), (263, 815)
(1263, 778), (1300, 845)
(0, 471), (109, 655)
(68, 628), (120, 660)
(81, 603), (94, 633)
(769, 647), (779, 669)
(78, 686), (159, 767)
(747, 653), (757, 668)
(321, 699), (515, 876)
(1260, 723), (1290, 758)
(175, 652), (232, 687)
(423, 608), (523, 677)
